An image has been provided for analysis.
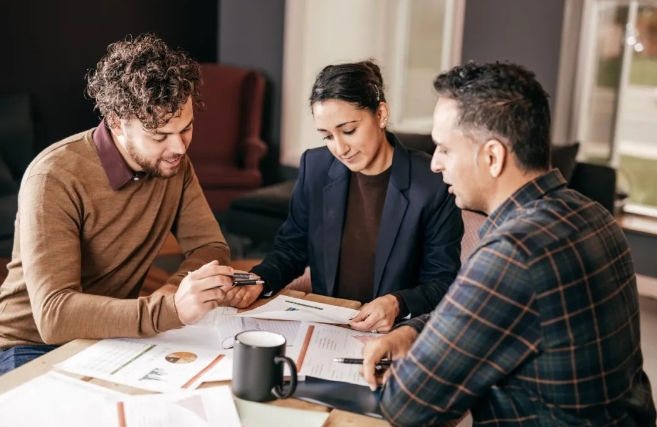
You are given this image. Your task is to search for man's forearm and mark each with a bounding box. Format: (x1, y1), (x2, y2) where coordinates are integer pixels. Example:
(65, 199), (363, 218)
(166, 244), (230, 287)
(34, 290), (183, 344)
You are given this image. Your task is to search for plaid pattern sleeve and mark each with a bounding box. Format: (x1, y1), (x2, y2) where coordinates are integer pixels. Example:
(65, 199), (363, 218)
(381, 238), (539, 426)
(379, 170), (656, 427)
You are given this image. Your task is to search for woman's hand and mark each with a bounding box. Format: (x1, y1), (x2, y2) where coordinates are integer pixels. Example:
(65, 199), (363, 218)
(348, 294), (400, 333)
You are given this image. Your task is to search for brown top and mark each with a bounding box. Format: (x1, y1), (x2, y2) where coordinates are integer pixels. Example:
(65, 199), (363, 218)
(334, 168), (391, 303)
(0, 123), (230, 350)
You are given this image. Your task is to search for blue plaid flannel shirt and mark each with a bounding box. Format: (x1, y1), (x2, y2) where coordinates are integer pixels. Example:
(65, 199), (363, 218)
(380, 170), (656, 427)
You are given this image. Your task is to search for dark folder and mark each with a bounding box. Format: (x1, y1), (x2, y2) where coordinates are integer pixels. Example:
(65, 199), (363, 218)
(292, 377), (383, 418)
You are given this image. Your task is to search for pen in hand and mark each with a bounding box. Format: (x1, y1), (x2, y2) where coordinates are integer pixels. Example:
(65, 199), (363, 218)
(232, 280), (265, 287)
(187, 271), (257, 280)
(333, 358), (392, 370)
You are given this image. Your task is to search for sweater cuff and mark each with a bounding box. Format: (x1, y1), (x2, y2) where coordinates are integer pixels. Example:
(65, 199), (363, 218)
(158, 294), (184, 331)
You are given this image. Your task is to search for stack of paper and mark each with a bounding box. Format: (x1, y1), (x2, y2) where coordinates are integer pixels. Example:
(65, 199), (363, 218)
(0, 372), (243, 427)
(236, 295), (360, 324)
(54, 297), (361, 390)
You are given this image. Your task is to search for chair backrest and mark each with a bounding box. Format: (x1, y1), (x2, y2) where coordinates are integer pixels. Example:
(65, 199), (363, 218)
(0, 92), (36, 180)
(569, 162), (617, 214)
(187, 64), (265, 167)
(394, 132), (435, 156)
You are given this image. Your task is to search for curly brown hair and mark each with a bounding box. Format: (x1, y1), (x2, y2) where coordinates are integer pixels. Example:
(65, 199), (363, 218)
(86, 33), (202, 131)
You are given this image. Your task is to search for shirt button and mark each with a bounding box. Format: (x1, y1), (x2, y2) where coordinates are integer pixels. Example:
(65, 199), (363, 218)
(133, 176), (139, 181)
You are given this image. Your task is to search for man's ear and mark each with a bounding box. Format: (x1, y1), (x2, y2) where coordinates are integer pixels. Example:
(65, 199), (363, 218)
(106, 115), (125, 137)
(482, 139), (507, 178)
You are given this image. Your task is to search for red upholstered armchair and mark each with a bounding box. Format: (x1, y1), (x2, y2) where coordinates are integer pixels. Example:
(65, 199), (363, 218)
(187, 64), (268, 212)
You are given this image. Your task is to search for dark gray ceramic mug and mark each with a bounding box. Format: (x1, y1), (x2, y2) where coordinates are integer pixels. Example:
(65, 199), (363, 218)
(232, 330), (298, 402)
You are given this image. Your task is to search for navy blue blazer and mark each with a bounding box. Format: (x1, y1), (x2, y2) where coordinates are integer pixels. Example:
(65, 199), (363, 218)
(251, 133), (463, 315)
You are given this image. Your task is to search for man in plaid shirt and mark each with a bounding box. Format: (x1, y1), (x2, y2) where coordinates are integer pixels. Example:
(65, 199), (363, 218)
(361, 62), (656, 426)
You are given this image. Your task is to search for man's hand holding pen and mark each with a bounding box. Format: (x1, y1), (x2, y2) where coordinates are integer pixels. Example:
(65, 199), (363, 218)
(359, 326), (419, 391)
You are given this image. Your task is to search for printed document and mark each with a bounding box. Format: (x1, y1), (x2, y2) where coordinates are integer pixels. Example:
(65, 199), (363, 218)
(0, 371), (125, 427)
(235, 295), (359, 324)
(55, 338), (224, 392)
(213, 316), (301, 350)
(195, 306), (238, 327)
(293, 322), (382, 386)
(114, 386), (240, 427)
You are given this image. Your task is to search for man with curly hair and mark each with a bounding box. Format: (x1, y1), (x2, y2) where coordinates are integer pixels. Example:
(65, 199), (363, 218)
(0, 34), (259, 374)
(360, 62), (656, 426)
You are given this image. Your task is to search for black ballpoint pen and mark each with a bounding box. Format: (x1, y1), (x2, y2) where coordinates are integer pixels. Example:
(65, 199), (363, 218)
(333, 358), (392, 369)
(232, 279), (265, 287)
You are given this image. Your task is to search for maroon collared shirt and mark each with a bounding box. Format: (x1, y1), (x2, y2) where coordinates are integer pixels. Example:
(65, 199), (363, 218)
(92, 120), (147, 191)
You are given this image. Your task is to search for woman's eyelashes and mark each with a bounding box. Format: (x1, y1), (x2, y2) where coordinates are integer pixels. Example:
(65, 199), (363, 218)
(321, 128), (356, 141)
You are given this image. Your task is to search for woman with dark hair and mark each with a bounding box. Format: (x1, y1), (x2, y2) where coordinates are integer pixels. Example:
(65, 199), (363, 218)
(249, 60), (463, 333)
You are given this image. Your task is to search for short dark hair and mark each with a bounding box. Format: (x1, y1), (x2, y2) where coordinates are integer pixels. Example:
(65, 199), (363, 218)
(86, 33), (202, 131)
(309, 60), (384, 114)
(433, 61), (551, 171)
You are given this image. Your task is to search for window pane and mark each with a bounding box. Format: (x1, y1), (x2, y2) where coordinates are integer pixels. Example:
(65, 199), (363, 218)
(617, 4), (657, 209)
(583, 4), (627, 161)
(400, 0), (447, 123)
(629, 6), (657, 86)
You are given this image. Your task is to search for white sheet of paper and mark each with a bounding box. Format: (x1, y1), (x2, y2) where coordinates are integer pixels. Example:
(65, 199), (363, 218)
(235, 295), (359, 324)
(293, 322), (382, 386)
(55, 338), (225, 392)
(146, 326), (224, 349)
(0, 371), (125, 427)
(201, 351), (234, 382)
(114, 386), (240, 427)
(214, 316), (301, 350)
(234, 397), (329, 427)
(195, 306), (238, 327)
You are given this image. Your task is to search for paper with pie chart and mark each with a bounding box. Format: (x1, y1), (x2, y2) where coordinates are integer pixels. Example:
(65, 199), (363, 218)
(293, 322), (383, 386)
(115, 386), (240, 427)
(55, 338), (225, 392)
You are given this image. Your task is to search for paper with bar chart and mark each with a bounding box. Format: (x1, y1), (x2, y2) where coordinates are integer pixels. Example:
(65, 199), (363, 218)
(293, 322), (383, 386)
(55, 338), (225, 392)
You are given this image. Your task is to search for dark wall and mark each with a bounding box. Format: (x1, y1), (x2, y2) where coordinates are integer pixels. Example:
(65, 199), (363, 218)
(218, 0), (286, 185)
(461, 0), (566, 113)
(0, 0), (217, 150)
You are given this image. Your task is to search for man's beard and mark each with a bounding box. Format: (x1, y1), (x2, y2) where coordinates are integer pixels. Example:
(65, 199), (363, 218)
(125, 138), (183, 179)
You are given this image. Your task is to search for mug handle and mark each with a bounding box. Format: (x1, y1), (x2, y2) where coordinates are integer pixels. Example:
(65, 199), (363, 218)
(271, 355), (297, 399)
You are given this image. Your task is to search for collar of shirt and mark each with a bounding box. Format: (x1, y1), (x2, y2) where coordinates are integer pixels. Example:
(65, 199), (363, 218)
(479, 169), (568, 239)
(92, 120), (147, 191)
